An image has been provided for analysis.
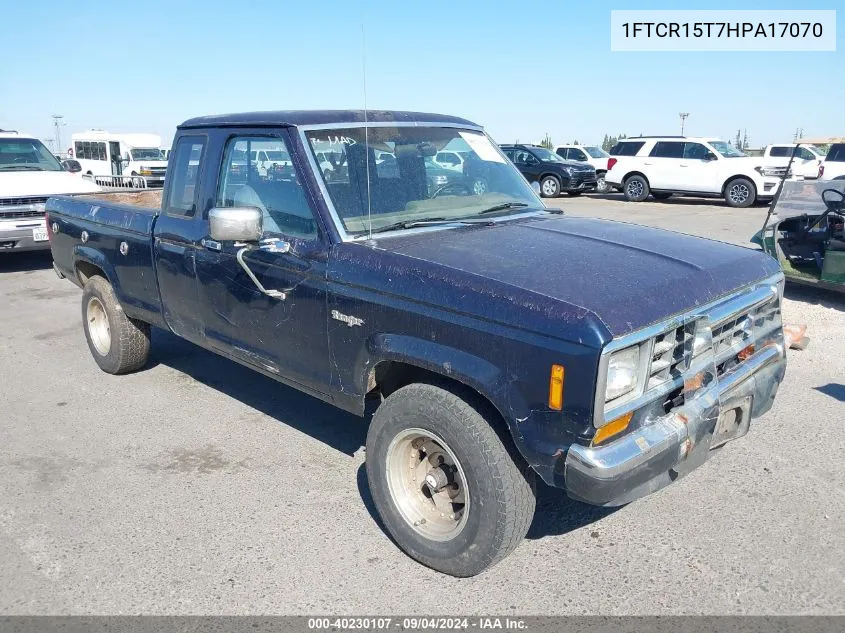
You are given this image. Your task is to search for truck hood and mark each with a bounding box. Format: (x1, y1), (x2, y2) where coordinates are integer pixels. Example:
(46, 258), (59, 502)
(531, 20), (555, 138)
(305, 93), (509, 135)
(0, 171), (101, 198)
(378, 215), (780, 338)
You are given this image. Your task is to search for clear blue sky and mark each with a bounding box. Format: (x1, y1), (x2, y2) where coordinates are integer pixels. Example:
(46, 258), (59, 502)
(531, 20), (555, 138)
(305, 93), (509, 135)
(1, 0), (841, 151)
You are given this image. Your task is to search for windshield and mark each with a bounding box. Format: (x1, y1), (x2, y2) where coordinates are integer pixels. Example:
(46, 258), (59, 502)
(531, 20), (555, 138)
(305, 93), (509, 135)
(0, 138), (63, 171)
(130, 148), (164, 161)
(530, 147), (567, 163)
(584, 146), (609, 159)
(710, 141), (746, 158)
(304, 126), (543, 235)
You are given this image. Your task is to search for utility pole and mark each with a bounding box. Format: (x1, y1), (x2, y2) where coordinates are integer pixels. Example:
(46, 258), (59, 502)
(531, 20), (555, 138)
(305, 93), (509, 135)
(52, 115), (65, 156)
(679, 112), (689, 136)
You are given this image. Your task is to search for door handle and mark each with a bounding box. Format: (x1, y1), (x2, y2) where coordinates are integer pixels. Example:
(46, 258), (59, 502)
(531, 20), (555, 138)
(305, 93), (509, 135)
(643, 161), (653, 165)
(679, 164), (689, 167)
(201, 238), (222, 251)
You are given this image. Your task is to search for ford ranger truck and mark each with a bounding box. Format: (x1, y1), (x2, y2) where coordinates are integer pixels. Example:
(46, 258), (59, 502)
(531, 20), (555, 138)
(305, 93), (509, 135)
(46, 110), (787, 577)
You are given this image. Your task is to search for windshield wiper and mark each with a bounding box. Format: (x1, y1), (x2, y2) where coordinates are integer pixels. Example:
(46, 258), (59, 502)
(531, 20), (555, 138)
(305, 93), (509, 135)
(368, 217), (490, 235)
(477, 202), (529, 215)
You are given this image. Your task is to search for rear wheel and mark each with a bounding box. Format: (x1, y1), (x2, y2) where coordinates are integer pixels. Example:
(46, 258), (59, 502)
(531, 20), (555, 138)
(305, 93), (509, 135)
(623, 174), (650, 202)
(366, 383), (536, 577)
(81, 276), (150, 374)
(539, 175), (560, 198)
(595, 171), (609, 193)
(724, 177), (756, 208)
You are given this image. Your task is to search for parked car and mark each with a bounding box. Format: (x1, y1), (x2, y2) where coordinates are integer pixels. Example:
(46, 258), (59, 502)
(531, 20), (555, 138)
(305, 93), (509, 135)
(819, 143), (845, 180)
(47, 110), (786, 577)
(500, 144), (597, 197)
(606, 136), (785, 208)
(753, 179), (845, 293)
(432, 150), (469, 172)
(761, 144), (825, 180)
(555, 144), (612, 193)
(0, 130), (99, 253)
(61, 158), (82, 173)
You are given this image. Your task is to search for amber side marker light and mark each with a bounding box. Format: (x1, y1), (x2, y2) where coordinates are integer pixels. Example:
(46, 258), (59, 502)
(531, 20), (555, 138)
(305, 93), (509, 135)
(738, 344), (755, 361)
(548, 364), (565, 411)
(593, 412), (633, 446)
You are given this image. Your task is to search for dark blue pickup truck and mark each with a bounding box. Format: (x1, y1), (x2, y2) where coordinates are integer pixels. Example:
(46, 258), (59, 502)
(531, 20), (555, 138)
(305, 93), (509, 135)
(47, 110), (787, 577)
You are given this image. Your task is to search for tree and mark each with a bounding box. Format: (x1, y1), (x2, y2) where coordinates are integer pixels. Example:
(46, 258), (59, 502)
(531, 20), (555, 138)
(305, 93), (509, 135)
(539, 133), (553, 150)
(735, 129), (742, 149)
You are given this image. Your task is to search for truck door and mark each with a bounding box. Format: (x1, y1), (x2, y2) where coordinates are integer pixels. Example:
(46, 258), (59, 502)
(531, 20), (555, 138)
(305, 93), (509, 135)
(152, 134), (209, 343)
(193, 131), (330, 395)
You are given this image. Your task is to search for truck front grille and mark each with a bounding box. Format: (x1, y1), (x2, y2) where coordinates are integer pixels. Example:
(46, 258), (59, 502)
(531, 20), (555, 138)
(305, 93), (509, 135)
(648, 324), (694, 390)
(0, 197), (48, 220)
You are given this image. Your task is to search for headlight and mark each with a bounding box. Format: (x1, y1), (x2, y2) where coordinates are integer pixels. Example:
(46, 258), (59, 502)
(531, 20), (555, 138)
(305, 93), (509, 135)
(605, 346), (640, 402)
(754, 166), (783, 178)
(563, 166), (574, 176)
(139, 168), (152, 175)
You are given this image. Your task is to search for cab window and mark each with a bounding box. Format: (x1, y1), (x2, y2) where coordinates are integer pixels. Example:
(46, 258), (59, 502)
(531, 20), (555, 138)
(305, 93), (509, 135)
(164, 136), (206, 217)
(217, 136), (318, 240)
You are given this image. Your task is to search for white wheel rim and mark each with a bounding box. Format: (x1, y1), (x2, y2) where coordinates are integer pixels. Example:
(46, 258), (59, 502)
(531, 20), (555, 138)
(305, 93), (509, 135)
(627, 180), (644, 198)
(542, 179), (557, 196)
(86, 297), (111, 356)
(385, 428), (470, 542)
(729, 183), (749, 204)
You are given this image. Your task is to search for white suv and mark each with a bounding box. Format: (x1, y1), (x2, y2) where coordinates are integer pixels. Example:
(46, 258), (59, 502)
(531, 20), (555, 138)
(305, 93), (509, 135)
(554, 145), (612, 192)
(819, 143), (845, 180)
(605, 137), (784, 208)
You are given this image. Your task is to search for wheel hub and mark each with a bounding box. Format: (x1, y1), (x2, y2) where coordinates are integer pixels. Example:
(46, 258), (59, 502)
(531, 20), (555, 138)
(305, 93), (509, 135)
(385, 429), (469, 541)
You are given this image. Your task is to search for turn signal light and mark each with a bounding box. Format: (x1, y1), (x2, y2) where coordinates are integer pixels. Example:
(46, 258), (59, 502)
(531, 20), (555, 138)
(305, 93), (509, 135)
(593, 412), (633, 446)
(548, 364), (565, 411)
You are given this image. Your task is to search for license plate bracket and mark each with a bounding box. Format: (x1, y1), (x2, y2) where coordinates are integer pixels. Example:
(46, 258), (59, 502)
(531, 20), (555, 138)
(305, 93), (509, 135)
(712, 395), (753, 449)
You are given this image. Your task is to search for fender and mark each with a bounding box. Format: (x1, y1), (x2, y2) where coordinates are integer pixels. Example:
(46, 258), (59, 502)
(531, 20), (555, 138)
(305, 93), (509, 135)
(73, 244), (118, 290)
(359, 333), (561, 476)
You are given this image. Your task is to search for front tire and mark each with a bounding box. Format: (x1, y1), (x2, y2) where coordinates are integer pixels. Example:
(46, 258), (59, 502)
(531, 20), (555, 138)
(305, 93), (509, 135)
(623, 174), (650, 202)
(81, 276), (150, 374)
(724, 177), (756, 208)
(366, 383), (536, 577)
(539, 175), (560, 198)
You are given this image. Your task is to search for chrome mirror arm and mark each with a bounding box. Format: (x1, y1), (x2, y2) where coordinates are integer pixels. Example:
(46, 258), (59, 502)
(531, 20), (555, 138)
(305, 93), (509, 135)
(235, 244), (291, 300)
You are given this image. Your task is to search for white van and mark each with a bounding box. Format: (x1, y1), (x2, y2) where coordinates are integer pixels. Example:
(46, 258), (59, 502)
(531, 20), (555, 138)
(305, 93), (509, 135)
(1, 130), (100, 253)
(71, 131), (168, 187)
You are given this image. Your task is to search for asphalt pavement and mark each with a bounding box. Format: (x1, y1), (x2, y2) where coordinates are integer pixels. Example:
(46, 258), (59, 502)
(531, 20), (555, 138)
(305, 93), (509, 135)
(1, 195), (843, 614)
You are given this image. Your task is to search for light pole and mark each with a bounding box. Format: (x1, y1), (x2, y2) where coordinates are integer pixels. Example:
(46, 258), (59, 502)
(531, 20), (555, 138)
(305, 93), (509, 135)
(52, 115), (65, 155)
(679, 112), (689, 136)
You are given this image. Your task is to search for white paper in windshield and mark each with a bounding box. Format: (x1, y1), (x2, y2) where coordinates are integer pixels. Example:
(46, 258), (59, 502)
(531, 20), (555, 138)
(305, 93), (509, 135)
(459, 132), (505, 164)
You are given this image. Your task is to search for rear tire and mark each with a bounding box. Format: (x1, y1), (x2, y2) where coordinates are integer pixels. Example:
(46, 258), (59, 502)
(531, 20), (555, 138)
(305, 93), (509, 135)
(623, 174), (650, 202)
(539, 175), (560, 198)
(595, 171), (609, 193)
(81, 276), (150, 374)
(724, 177), (756, 208)
(366, 383), (536, 577)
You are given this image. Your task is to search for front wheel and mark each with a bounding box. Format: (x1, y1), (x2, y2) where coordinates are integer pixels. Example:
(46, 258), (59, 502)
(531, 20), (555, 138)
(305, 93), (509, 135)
(81, 276), (150, 374)
(724, 177), (756, 208)
(366, 383), (536, 577)
(539, 175), (560, 198)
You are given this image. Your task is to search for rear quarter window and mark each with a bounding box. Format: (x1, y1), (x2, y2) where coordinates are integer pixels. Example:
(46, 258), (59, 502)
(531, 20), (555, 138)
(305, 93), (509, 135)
(826, 145), (845, 162)
(609, 141), (645, 156)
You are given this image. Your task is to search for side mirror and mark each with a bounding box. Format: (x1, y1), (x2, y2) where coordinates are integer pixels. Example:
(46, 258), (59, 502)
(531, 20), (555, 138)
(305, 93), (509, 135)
(209, 207), (263, 242)
(703, 152), (717, 161)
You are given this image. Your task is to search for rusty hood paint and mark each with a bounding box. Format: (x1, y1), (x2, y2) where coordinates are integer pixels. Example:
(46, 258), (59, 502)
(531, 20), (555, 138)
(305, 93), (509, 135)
(371, 214), (781, 338)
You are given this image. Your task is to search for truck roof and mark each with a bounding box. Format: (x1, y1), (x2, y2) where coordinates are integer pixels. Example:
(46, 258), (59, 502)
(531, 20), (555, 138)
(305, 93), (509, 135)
(178, 110), (480, 130)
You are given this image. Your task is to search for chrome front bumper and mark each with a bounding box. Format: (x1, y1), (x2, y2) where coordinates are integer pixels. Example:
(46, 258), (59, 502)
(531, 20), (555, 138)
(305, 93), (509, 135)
(564, 342), (786, 506)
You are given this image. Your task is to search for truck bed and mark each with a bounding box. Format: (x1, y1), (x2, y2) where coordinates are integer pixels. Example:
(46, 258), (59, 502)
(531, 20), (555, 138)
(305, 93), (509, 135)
(46, 193), (165, 328)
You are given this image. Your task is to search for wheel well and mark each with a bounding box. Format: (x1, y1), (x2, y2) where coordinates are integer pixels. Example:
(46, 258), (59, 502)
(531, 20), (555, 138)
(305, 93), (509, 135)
(596, 169), (606, 175)
(539, 173), (561, 183)
(76, 260), (107, 285)
(721, 175), (755, 194)
(368, 360), (512, 442)
(623, 171), (648, 184)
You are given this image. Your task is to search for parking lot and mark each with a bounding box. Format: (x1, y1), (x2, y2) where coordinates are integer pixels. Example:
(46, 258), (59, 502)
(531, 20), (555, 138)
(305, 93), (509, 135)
(1, 196), (843, 615)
